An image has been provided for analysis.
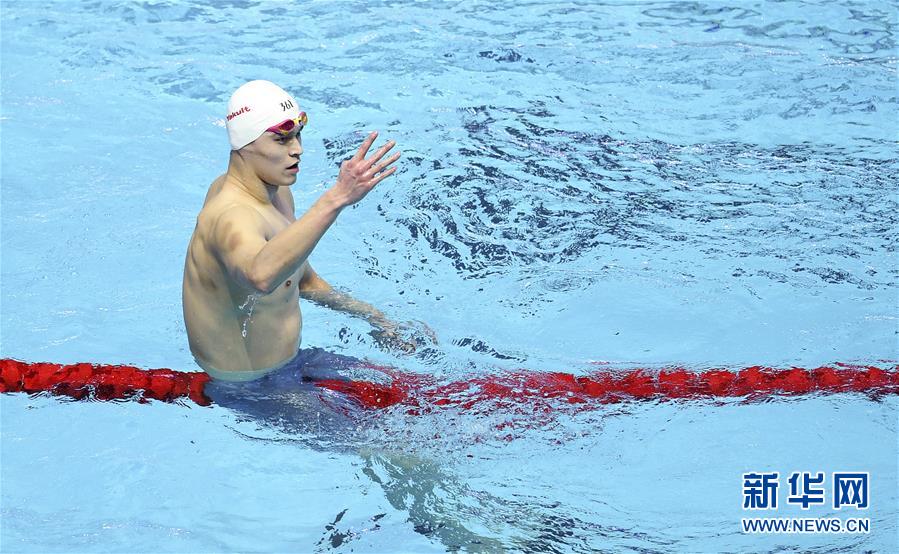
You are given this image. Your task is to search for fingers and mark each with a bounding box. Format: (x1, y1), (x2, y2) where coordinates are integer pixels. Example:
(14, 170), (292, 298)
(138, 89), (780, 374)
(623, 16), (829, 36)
(346, 132), (400, 189)
(369, 165), (397, 187)
(353, 131), (379, 161)
(389, 334), (417, 354)
(363, 139), (397, 170)
(370, 328), (415, 354)
(353, 131), (397, 168)
(367, 151), (401, 177)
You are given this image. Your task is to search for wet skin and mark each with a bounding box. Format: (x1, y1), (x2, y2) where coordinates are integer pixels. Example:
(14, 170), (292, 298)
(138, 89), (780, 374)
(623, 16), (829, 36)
(182, 129), (402, 375)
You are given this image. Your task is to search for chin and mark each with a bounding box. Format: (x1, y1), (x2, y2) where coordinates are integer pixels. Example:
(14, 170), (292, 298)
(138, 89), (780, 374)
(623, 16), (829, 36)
(266, 175), (296, 187)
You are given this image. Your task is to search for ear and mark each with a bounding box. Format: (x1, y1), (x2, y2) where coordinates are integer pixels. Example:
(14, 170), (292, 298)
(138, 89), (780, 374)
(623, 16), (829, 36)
(235, 139), (260, 158)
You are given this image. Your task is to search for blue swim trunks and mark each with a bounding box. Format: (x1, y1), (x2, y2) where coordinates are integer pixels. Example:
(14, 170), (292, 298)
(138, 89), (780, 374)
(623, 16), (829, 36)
(204, 347), (370, 438)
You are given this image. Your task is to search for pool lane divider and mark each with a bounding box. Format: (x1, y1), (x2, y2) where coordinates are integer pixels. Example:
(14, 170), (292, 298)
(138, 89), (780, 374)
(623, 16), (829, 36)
(1, 358), (897, 411)
(0, 359), (213, 406)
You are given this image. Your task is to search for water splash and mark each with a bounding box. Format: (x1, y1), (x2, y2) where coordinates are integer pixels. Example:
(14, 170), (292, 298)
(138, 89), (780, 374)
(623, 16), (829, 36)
(238, 294), (259, 338)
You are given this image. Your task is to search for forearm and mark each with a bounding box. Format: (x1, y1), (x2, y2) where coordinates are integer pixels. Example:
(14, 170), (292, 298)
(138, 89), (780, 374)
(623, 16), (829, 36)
(301, 275), (432, 354)
(300, 287), (389, 326)
(250, 192), (343, 293)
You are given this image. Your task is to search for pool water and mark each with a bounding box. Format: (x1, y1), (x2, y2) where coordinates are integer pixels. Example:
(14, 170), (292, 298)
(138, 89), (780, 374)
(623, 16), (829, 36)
(1, 1), (896, 552)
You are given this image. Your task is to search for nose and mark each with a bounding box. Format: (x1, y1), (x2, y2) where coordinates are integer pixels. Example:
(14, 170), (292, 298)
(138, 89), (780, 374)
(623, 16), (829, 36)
(290, 136), (303, 158)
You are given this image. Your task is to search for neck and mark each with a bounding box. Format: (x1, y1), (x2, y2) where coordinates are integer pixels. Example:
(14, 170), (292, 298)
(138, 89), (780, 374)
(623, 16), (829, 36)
(226, 151), (277, 205)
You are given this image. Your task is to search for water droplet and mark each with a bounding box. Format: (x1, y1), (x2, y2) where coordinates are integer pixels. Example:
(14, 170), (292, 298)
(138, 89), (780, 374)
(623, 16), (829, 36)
(238, 294), (259, 338)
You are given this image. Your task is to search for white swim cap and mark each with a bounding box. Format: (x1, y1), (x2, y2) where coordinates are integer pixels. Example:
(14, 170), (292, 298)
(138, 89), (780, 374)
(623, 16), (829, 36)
(226, 80), (301, 150)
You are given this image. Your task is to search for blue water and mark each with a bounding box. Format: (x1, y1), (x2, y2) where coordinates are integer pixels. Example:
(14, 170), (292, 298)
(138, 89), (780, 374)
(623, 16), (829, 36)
(2, 1), (897, 552)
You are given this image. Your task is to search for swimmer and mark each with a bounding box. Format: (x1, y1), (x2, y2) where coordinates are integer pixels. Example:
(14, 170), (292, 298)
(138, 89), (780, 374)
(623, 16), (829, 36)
(182, 80), (418, 381)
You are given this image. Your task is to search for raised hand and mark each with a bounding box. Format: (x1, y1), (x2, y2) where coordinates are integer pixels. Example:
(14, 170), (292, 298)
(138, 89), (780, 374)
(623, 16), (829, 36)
(332, 131), (401, 207)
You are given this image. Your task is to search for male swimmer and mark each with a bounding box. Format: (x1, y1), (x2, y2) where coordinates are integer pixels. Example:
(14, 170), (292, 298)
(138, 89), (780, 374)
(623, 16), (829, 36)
(182, 80), (413, 381)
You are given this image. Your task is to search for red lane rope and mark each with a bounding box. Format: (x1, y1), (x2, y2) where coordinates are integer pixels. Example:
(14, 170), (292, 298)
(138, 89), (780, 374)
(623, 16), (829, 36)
(2, 358), (896, 411)
(315, 363), (899, 411)
(0, 359), (212, 406)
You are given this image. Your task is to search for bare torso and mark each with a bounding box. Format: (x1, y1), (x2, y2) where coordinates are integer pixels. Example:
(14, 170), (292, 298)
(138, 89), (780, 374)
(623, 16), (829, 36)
(182, 175), (306, 374)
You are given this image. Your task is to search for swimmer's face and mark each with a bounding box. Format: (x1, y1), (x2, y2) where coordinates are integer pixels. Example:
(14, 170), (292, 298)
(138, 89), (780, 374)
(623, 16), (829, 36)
(239, 128), (303, 187)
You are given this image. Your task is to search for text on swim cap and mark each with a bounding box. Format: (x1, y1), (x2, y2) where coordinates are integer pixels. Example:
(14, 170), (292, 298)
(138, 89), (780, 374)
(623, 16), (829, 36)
(281, 99), (294, 111)
(227, 106), (251, 121)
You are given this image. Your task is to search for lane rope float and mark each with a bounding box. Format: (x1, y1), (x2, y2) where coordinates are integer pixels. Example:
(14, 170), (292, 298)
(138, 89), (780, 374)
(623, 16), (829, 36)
(0, 359), (213, 406)
(2, 358), (896, 411)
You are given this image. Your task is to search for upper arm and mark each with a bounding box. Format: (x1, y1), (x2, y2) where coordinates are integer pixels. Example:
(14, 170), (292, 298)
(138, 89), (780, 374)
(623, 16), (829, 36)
(210, 206), (270, 292)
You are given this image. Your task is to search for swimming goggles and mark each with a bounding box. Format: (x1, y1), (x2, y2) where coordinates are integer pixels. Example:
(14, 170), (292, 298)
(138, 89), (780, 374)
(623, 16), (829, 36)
(266, 111), (308, 136)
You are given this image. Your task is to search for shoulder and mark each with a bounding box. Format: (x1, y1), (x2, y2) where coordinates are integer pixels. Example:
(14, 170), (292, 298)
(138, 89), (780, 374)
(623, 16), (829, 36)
(204, 203), (269, 253)
(211, 203), (267, 235)
(202, 174), (228, 206)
